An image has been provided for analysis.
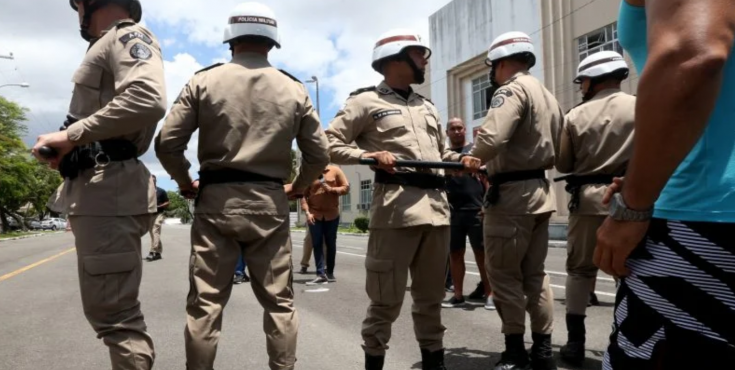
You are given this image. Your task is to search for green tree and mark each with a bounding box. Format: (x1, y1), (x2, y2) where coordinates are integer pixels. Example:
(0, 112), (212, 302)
(165, 190), (193, 224)
(0, 96), (33, 232)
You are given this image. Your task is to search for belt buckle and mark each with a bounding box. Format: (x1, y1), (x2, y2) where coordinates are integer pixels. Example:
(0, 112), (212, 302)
(94, 152), (111, 167)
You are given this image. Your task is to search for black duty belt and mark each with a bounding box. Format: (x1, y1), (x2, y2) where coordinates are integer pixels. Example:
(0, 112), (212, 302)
(484, 170), (546, 206)
(374, 169), (446, 190)
(59, 139), (138, 180)
(555, 174), (615, 212)
(196, 168), (284, 205)
(57, 115), (138, 180)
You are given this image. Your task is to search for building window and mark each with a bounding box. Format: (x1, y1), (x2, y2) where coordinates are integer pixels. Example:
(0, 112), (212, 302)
(472, 73), (494, 120)
(578, 23), (623, 63)
(359, 180), (372, 206)
(341, 192), (351, 212)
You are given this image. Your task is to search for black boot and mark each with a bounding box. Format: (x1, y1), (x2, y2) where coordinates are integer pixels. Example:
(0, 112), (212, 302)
(494, 334), (530, 370)
(530, 332), (557, 370)
(365, 352), (385, 370)
(560, 314), (586, 366)
(421, 348), (447, 370)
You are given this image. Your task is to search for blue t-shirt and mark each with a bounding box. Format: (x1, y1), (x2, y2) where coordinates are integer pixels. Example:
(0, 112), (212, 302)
(618, 1), (735, 223)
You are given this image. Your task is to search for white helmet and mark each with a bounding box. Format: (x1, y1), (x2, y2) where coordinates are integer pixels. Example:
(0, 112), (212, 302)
(486, 31), (536, 67)
(371, 29), (431, 73)
(574, 50), (629, 83)
(223, 2), (281, 48)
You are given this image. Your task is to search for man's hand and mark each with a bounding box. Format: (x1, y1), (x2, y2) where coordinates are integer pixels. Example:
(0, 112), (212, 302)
(602, 177), (624, 206)
(362, 151), (397, 174)
(594, 216), (649, 278)
(284, 183), (304, 200)
(460, 155), (482, 173)
(31, 131), (75, 169)
(306, 212), (316, 225)
(180, 180), (199, 199)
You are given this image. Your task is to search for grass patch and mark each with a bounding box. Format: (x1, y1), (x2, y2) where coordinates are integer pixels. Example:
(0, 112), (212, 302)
(0, 231), (40, 239)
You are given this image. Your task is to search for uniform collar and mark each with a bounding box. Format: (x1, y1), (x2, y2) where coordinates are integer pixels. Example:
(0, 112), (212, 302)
(376, 81), (419, 103)
(591, 87), (622, 100)
(231, 52), (271, 67)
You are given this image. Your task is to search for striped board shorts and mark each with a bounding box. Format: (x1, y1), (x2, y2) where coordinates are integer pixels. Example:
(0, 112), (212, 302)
(603, 218), (735, 369)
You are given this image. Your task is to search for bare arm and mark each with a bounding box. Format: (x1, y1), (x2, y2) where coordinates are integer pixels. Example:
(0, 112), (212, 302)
(622, 0), (735, 210)
(331, 168), (350, 195)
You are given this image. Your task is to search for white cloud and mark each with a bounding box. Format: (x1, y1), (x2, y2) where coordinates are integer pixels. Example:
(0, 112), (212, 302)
(0, 0), (452, 188)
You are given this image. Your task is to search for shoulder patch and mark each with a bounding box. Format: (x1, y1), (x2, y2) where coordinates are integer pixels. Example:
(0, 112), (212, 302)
(195, 63), (224, 75)
(490, 95), (505, 109)
(119, 31), (153, 46)
(349, 86), (377, 97)
(129, 43), (152, 60)
(415, 93), (434, 105)
(279, 69), (301, 83)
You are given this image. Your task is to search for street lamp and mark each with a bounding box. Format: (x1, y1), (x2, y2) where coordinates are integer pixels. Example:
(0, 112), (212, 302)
(0, 82), (29, 89)
(305, 76), (320, 117)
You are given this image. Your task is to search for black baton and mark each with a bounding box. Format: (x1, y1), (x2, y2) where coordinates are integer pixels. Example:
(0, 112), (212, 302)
(38, 146), (58, 159)
(358, 158), (465, 169)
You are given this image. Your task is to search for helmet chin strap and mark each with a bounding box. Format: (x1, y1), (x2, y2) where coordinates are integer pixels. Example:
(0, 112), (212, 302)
(78, 0), (110, 42)
(398, 52), (425, 85)
(490, 61), (501, 88)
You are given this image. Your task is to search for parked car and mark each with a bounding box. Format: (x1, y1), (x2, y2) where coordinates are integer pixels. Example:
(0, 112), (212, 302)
(28, 220), (42, 230)
(40, 218), (67, 231)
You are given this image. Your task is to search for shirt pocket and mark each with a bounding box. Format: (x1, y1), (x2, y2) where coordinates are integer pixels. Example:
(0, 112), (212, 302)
(375, 115), (408, 144)
(71, 63), (104, 114)
(424, 114), (440, 148)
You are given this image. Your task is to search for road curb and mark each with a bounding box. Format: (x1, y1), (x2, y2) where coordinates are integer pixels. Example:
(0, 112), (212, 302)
(0, 231), (65, 243)
(291, 229), (568, 248)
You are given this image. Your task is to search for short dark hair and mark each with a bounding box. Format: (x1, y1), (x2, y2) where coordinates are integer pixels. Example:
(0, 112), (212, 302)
(230, 35), (276, 50)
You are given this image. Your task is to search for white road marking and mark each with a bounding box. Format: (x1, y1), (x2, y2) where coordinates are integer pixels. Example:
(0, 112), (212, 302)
(292, 244), (618, 297)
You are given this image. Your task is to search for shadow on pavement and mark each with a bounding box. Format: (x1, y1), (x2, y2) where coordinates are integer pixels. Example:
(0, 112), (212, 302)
(410, 347), (500, 369)
(408, 346), (604, 370)
(554, 297), (616, 308)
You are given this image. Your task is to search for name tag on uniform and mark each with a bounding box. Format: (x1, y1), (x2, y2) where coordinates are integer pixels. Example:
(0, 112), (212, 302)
(372, 109), (402, 120)
(119, 31), (153, 46)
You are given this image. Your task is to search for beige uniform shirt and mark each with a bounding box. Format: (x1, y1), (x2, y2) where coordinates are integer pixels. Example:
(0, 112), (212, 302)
(155, 52), (330, 217)
(326, 81), (462, 229)
(556, 89), (636, 215)
(468, 71), (563, 215)
(48, 19), (166, 216)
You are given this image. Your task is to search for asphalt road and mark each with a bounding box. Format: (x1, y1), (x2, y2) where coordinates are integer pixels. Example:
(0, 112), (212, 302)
(0, 225), (616, 370)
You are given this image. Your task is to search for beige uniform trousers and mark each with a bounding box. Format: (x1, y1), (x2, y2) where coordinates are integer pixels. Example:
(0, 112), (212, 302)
(484, 212), (554, 335)
(70, 214), (154, 370)
(300, 228), (326, 268)
(361, 225), (449, 356)
(149, 212), (165, 254)
(565, 214), (605, 315)
(185, 213), (297, 370)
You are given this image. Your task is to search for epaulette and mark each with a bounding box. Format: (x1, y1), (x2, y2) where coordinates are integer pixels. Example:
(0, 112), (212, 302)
(349, 86), (377, 97)
(195, 63), (224, 75)
(116, 20), (136, 29)
(279, 69), (301, 83)
(566, 100), (586, 114)
(415, 92), (434, 105)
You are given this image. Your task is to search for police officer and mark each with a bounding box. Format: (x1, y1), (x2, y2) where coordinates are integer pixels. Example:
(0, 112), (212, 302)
(154, 3), (329, 370)
(326, 28), (479, 370)
(461, 31), (563, 370)
(555, 50), (635, 366)
(32, 1), (165, 369)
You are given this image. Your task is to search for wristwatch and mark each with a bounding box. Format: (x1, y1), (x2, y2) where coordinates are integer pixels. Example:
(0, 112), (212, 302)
(608, 193), (653, 222)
